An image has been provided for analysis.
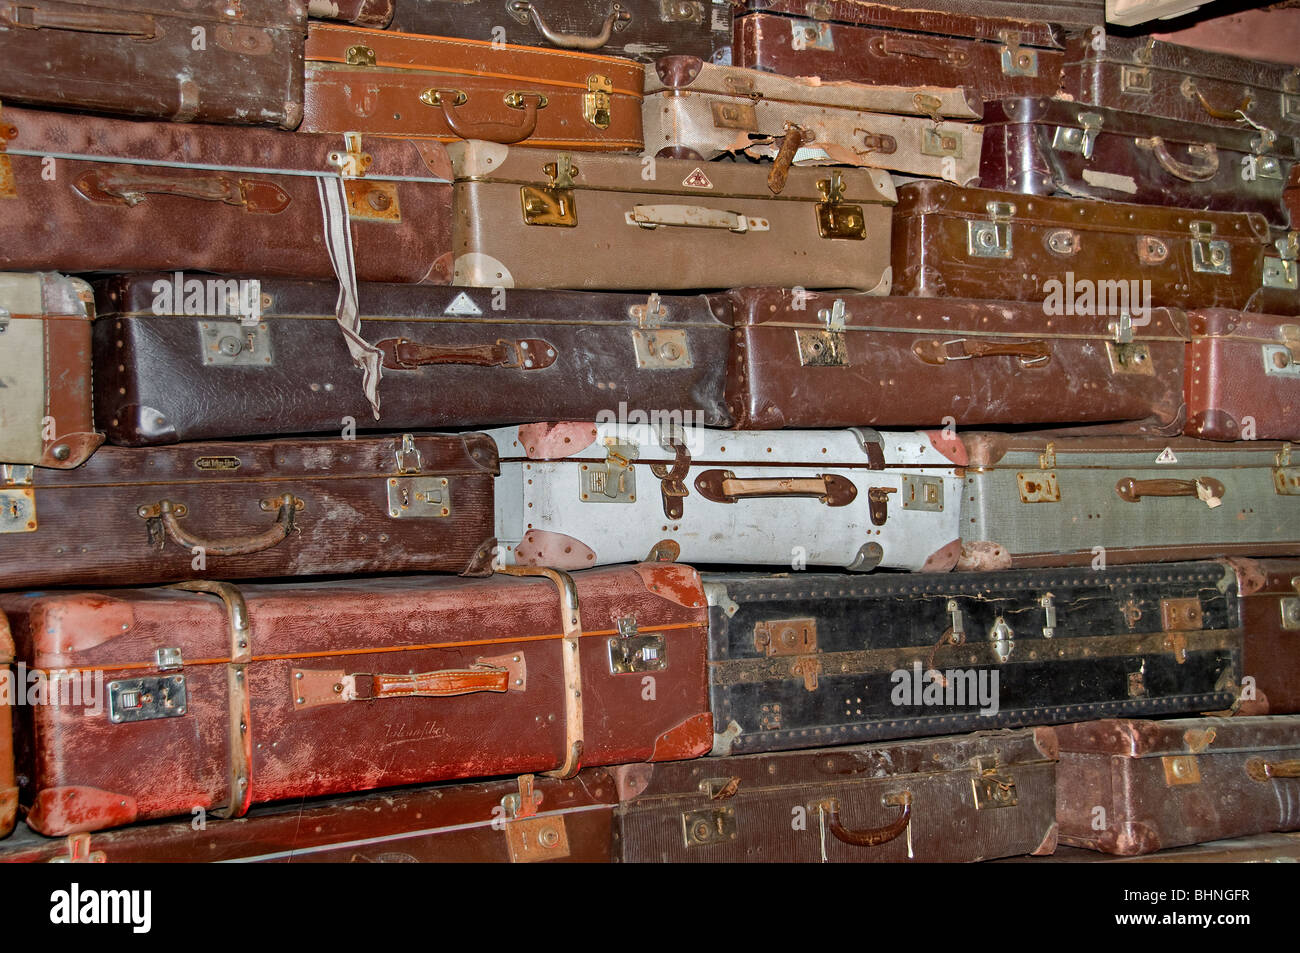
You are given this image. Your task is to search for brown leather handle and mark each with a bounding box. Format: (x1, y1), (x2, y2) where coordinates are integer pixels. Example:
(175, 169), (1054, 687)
(2, 4), (155, 35)
(73, 170), (291, 213)
(693, 470), (858, 507)
(507, 0), (630, 50)
(375, 337), (557, 370)
(818, 792), (912, 848)
(1115, 477), (1226, 502)
(868, 34), (969, 68)
(139, 494), (303, 556)
(1246, 758), (1300, 781)
(424, 88), (546, 144)
(768, 124), (807, 196)
(1182, 79), (1253, 121)
(912, 338), (1052, 366)
(372, 665), (509, 698)
(1136, 137), (1220, 182)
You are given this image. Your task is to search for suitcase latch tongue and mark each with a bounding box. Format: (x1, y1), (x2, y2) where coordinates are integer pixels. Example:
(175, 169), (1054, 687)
(997, 30), (1037, 77)
(0, 464), (35, 534)
(1274, 442), (1300, 495)
(607, 615), (668, 674)
(583, 74), (613, 129)
(1263, 232), (1298, 290)
(1051, 112), (1103, 160)
(502, 774), (570, 863)
(972, 757), (1018, 809)
(1189, 221), (1232, 274)
(967, 201), (1014, 258)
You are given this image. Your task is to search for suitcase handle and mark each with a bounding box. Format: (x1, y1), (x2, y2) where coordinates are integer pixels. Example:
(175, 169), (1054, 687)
(507, 1), (631, 50)
(1, 4), (155, 37)
(626, 205), (770, 233)
(375, 337), (558, 371)
(1246, 758), (1300, 781)
(768, 124), (809, 196)
(693, 470), (858, 507)
(422, 88), (548, 145)
(1114, 477), (1226, 504)
(371, 665), (511, 698)
(1135, 137), (1220, 182)
(867, 34), (970, 69)
(73, 169), (292, 214)
(138, 494), (304, 557)
(912, 338), (1052, 366)
(1180, 78), (1253, 123)
(816, 791), (912, 848)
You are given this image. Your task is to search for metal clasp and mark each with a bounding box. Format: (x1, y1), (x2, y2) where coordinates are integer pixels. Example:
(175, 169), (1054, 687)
(580, 440), (638, 503)
(0, 464), (35, 534)
(814, 171), (866, 240)
(395, 434), (423, 474)
(1052, 111), (1103, 160)
(521, 155), (578, 227)
(1190, 221), (1231, 275)
(997, 30), (1038, 77)
(583, 73), (613, 129)
(968, 201), (1014, 258)
(1264, 231), (1298, 290)
(1041, 593), (1056, 639)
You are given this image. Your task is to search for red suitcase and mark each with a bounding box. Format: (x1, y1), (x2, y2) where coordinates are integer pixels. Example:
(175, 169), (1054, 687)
(1224, 558), (1300, 716)
(1185, 309), (1300, 441)
(0, 616), (14, 839)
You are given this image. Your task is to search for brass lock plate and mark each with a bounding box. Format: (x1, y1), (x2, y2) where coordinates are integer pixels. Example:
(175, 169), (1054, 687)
(583, 74), (613, 129)
(1263, 257), (1298, 290)
(505, 814), (570, 863)
(1107, 342), (1154, 375)
(999, 44), (1038, 77)
(200, 322), (273, 367)
(1160, 597), (1204, 631)
(968, 219), (1012, 258)
(343, 179), (401, 223)
(681, 806), (737, 847)
(1120, 65), (1152, 93)
(0, 487), (36, 533)
(972, 773), (1018, 809)
(1016, 470), (1060, 503)
(921, 126), (962, 158)
(345, 44), (376, 66)
(579, 445), (637, 503)
(520, 185), (577, 227)
(710, 100), (757, 130)
(387, 476), (452, 518)
(815, 200), (866, 240)
(1191, 227), (1232, 275)
(632, 329), (693, 369)
(1162, 755), (1201, 786)
(608, 632), (667, 674)
(753, 618), (817, 656)
(900, 475), (943, 512)
(1264, 344), (1300, 378)
(108, 675), (188, 723)
(795, 328), (848, 366)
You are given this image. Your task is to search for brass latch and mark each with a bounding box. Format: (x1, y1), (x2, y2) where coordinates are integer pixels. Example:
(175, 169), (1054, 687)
(0, 463), (35, 533)
(502, 774), (570, 862)
(682, 805), (737, 847)
(1162, 755), (1201, 786)
(1190, 220), (1231, 275)
(1263, 231), (1298, 290)
(968, 201), (1014, 258)
(521, 155), (578, 227)
(579, 440), (637, 503)
(1107, 312), (1154, 375)
(1052, 111), (1103, 159)
(50, 834), (106, 864)
(997, 30), (1038, 77)
(814, 170), (866, 240)
(327, 131), (400, 222)
(971, 756), (1018, 809)
(1275, 442), (1300, 495)
(608, 615), (667, 674)
(1161, 597), (1204, 631)
(583, 74), (613, 129)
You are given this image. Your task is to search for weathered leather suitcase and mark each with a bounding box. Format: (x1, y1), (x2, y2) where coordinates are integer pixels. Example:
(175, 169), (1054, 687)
(0, 1), (307, 128)
(978, 98), (1298, 228)
(734, 1), (1066, 103)
(0, 103), (453, 284)
(448, 141), (896, 290)
(1, 614), (14, 839)
(891, 181), (1287, 313)
(93, 276), (733, 447)
(702, 563), (1240, 757)
(309, 0), (394, 27)
(302, 23), (643, 150)
(0, 433), (498, 589)
(390, 0), (735, 65)
(723, 288), (1188, 431)
(1061, 33), (1300, 138)
(612, 728), (1059, 862)
(644, 56), (983, 185)
(489, 422), (963, 572)
(0, 771), (618, 862)
(956, 434), (1300, 570)
(0, 273), (101, 469)
(0, 563), (711, 836)
(1184, 309), (1300, 441)
(995, 831), (1300, 863)
(1055, 715), (1300, 855)
(1224, 558), (1300, 716)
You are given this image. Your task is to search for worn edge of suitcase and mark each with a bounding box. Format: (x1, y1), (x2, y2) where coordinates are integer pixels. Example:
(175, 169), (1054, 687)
(0, 611), (14, 838)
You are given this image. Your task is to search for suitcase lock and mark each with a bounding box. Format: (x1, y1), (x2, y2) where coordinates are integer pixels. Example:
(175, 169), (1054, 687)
(0, 464), (35, 533)
(972, 757), (1018, 809)
(1263, 232), (1298, 290)
(796, 299), (849, 367)
(521, 156), (578, 227)
(1281, 595), (1300, 630)
(583, 74), (613, 130)
(607, 615), (667, 674)
(1189, 221), (1231, 275)
(1051, 112), (1102, 160)
(967, 202), (1014, 259)
(815, 171), (866, 241)
(1275, 443), (1300, 495)
(997, 31), (1037, 77)
(580, 440), (638, 504)
(0, 106), (14, 199)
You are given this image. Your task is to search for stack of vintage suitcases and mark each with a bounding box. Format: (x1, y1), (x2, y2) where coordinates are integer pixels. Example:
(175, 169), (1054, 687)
(0, 0), (1298, 864)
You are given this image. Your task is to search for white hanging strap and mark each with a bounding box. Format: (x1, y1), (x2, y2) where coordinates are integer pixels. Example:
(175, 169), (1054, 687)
(818, 805), (828, 864)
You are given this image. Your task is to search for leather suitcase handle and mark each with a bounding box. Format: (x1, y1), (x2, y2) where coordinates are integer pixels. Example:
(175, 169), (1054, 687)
(1115, 477), (1226, 503)
(693, 470), (858, 506)
(626, 204), (767, 232)
(372, 665), (509, 698)
(74, 170), (292, 214)
(817, 792), (912, 848)
(421, 89), (548, 144)
(768, 124), (808, 196)
(2, 4), (155, 36)
(912, 338), (1051, 366)
(1136, 137), (1220, 182)
(867, 34), (970, 68)
(507, 0), (630, 50)
(1247, 758), (1300, 781)
(376, 337), (557, 371)
(138, 494), (303, 556)
(1181, 79), (1253, 122)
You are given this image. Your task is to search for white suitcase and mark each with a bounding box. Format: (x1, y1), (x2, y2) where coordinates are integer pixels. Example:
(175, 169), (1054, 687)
(488, 422), (964, 572)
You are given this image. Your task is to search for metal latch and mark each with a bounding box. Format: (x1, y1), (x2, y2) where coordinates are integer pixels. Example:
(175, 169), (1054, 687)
(972, 756), (1018, 809)
(1264, 324), (1300, 378)
(990, 616), (1014, 663)
(521, 155), (578, 227)
(1280, 596), (1300, 630)
(0, 307), (9, 331)
(968, 201), (1014, 258)
(789, 17), (833, 50)
(579, 440), (638, 503)
(501, 775), (570, 863)
(583, 73), (613, 129)
(1190, 221), (1231, 275)
(1161, 597), (1204, 631)
(814, 170), (866, 240)
(921, 126), (962, 158)
(395, 433), (423, 474)
(1106, 311), (1154, 374)
(1263, 232), (1298, 290)
(796, 298), (848, 366)
(608, 615), (667, 674)
(753, 618), (820, 691)
(1275, 442), (1300, 495)
(345, 44), (376, 66)
(108, 674), (188, 723)
(0, 463), (35, 534)
(387, 476), (452, 518)
(947, 599), (966, 644)
(1017, 443), (1060, 503)
(201, 321), (272, 367)
(1041, 593), (1056, 639)
(1162, 755), (1201, 786)
(682, 805), (737, 846)
(1051, 112), (1103, 159)
(630, 292), (692, 369)
(997, 30), (1038, 77)
(901, 475), (943, 511)
(0, 104), (14, 200)
(659, 0), (703, 22)
(155, 647), (183, 671)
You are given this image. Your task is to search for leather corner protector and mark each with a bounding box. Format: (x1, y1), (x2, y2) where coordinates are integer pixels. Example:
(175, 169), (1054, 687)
(650, 711), (714, 761)
(612, 763), (654, 802)
(26, 786), (139, 837)
(1031, 821), (1059, 856)
(922, 538), (963, 572)
(516, 422), (599, 459)
(926, 429), (968, 465)
(632, 562), (705, 609)
(33, 595), (137, 657)
(40, 432), (105, 469)
(514, 531), (597, 570)
(955, 541), (1011, 572)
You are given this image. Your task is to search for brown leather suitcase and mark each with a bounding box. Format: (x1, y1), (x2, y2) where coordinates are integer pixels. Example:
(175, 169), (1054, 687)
(1184, 308), (1300, 441)
(891, 181), (1289, 313)
(310, 0), (394, 27)
(93, 276), (734, 447)
(734, 1), (1066, 103)
(302, 23), (644, 151)
(0, 433), (498, 589)
(0, 771), (618, 862)
(723, 287), (1188, 431)
(0, 563), (710, 836)
(978, 98), (1299, 228)
(0, 103), (453, 284)
(0, 1), (307, 128)
(0, 273), (102, 469)
(0, 614), (14, 839)
(995, 831), (1300, 863)
(613, 728), (1059, 862)
(1224, 558), (1300, 716)
(1055, 716), (1300, 855)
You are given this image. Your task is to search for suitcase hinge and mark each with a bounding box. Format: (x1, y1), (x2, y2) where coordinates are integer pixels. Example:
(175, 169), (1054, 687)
(608, 615), (667, 674)
(796, 298), (849, 366)
(1051, 112), (1103, 160)
(972, 756), (1018, 809)
(580, 439), (638, 504)
(631, 293), (693, 369)
(0, 464), (35, 534)
(1263, 232), (1298, 290)
(997, 31), (1038, 77)
(50, 834), (106, 864)
(344, 44), (376, 66)
(1040, 593), (1056, 639)
(1189, 221), (1231, 275)
(814, 171), (866, 240)
(501, 774), (571, 862)
(968, 201), (1014, 258)
(521, 156), (578, 227)
(583, 74), (613, 130)
(989, 616), (1014, 664)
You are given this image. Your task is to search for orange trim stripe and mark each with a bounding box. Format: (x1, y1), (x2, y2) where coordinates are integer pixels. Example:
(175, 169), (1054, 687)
(310, 56), (642, 98)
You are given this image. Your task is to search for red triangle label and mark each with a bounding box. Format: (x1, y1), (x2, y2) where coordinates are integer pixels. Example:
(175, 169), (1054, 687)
(682, 168), (713, 189)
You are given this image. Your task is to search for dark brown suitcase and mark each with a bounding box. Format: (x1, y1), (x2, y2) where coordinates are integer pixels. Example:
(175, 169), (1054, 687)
(613, 728), (1059, 862)
(1184, 308), (1300, 441)
(891, 181), (1291, 313)
(0, 615), (14, 839)
(0, 1), (307, 129)
(734, 1), (1066, 102)
(0, 771), (617, 862)
(1055, 715), (1300, 855)
(723, 287), (1188, 431)
(995, 831), (1300, 863)
(0, 433), (498, 589)
(1224, 558), (1300, 716)
(391, 0), (735, 65)
(93, 276), (733, 447)
(0, 103), (453, 284)
(978, 98), (1298, 228)
(310, 0), (394, 27)
(0, 563), (712, 836)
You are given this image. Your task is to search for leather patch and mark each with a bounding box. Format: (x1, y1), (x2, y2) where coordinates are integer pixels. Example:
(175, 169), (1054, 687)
(926, 429), (968, 465)
(27, 786), (139, 837)
(39, 431), (104, 469)
(612, 763), (654, 801)
(1031, 821), (1059, 856)
(1032, 726), (1060, 761)
(1222, 556), (1267, 597)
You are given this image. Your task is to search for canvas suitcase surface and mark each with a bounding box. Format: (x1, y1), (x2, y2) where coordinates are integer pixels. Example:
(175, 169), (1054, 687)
(93, 276), (734, 447)
(0, 771), (618, 862)
(1, 614), (14, 839)
(644, 56), (982, 185)
(723, 288), (1188, 431)
(978, 98), (1298, 228)
(734, 1), (1066, 103)
(0, 433), (498, 589)
(302, 23), (643, 151)
(0, 564), (710, 835)
(1224, 558), (1300, 716)
(0, 1), (307, 128)
(448, 141), (896, 290)
(390, 0), (735, 65)
(612, 728), (1059, 862)
(1184, 308), (1300, 441)
(1055, 715), (1300, 855)
(956, 433), (1300, 570)
(0, 103), (453, 284)
(309, 0), (394, 27)
(702, 562), (1240, 757)
(891, 181), (1287, 313)
(490, 421), (964, 572)
(0, 273), (101, 469)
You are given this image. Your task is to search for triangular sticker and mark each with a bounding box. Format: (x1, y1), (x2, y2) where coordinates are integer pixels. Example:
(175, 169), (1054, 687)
(1155, 447), (1178, 463)
(443, 292), (482, 316)
(683, 168), (713, 189)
